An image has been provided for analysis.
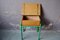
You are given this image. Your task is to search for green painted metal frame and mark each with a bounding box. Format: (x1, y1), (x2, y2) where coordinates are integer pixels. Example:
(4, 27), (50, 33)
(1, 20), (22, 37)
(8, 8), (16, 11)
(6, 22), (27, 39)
(20, 23), (42, 40)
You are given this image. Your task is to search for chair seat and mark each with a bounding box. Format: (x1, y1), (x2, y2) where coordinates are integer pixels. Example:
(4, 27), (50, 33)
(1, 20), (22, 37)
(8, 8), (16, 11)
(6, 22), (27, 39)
(22, 16), (40, 26)
(22, 20), (40, 26)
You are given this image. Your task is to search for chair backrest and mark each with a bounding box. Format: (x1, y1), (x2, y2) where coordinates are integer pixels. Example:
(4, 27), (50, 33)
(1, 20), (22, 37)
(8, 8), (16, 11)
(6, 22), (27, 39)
(21, 3), (41, 16)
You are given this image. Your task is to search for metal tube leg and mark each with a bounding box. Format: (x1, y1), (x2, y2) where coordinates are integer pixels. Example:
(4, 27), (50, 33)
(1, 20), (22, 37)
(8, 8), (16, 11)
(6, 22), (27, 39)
(38, 27), (40, 40)
(20, 24), (23, 40)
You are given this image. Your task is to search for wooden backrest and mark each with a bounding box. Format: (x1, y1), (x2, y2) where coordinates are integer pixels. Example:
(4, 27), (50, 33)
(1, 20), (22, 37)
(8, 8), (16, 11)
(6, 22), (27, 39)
(21, 3), (41, 16)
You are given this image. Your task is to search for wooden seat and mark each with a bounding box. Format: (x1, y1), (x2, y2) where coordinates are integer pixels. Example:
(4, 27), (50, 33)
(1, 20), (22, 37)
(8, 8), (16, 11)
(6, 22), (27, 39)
(22, 16), (40, 26)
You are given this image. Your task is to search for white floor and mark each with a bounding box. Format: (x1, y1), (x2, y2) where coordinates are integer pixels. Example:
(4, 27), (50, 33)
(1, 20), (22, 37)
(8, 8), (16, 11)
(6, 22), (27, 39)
(0, 30), (60, 40)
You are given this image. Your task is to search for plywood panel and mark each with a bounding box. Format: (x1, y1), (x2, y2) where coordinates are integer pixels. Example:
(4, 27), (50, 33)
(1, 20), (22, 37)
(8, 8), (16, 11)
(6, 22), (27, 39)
(27, 16), (40, 21)
(21, 3), (41, 15)
(22, 16), (40, 26)
(22, 20), (40, 26)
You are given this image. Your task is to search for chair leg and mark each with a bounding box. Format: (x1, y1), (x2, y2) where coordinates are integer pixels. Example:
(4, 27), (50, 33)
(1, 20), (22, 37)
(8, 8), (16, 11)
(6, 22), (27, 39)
(23, 27), (26, 32)
(38, 26), (42, 40)
(38, 27), (40, 40)
(20, 24), (24, 40)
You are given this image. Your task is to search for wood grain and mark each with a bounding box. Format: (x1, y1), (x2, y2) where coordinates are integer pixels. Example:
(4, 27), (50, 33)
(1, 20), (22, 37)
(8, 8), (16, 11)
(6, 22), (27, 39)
(22, 20), (40, 26)
(21, 3), (41, 16)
